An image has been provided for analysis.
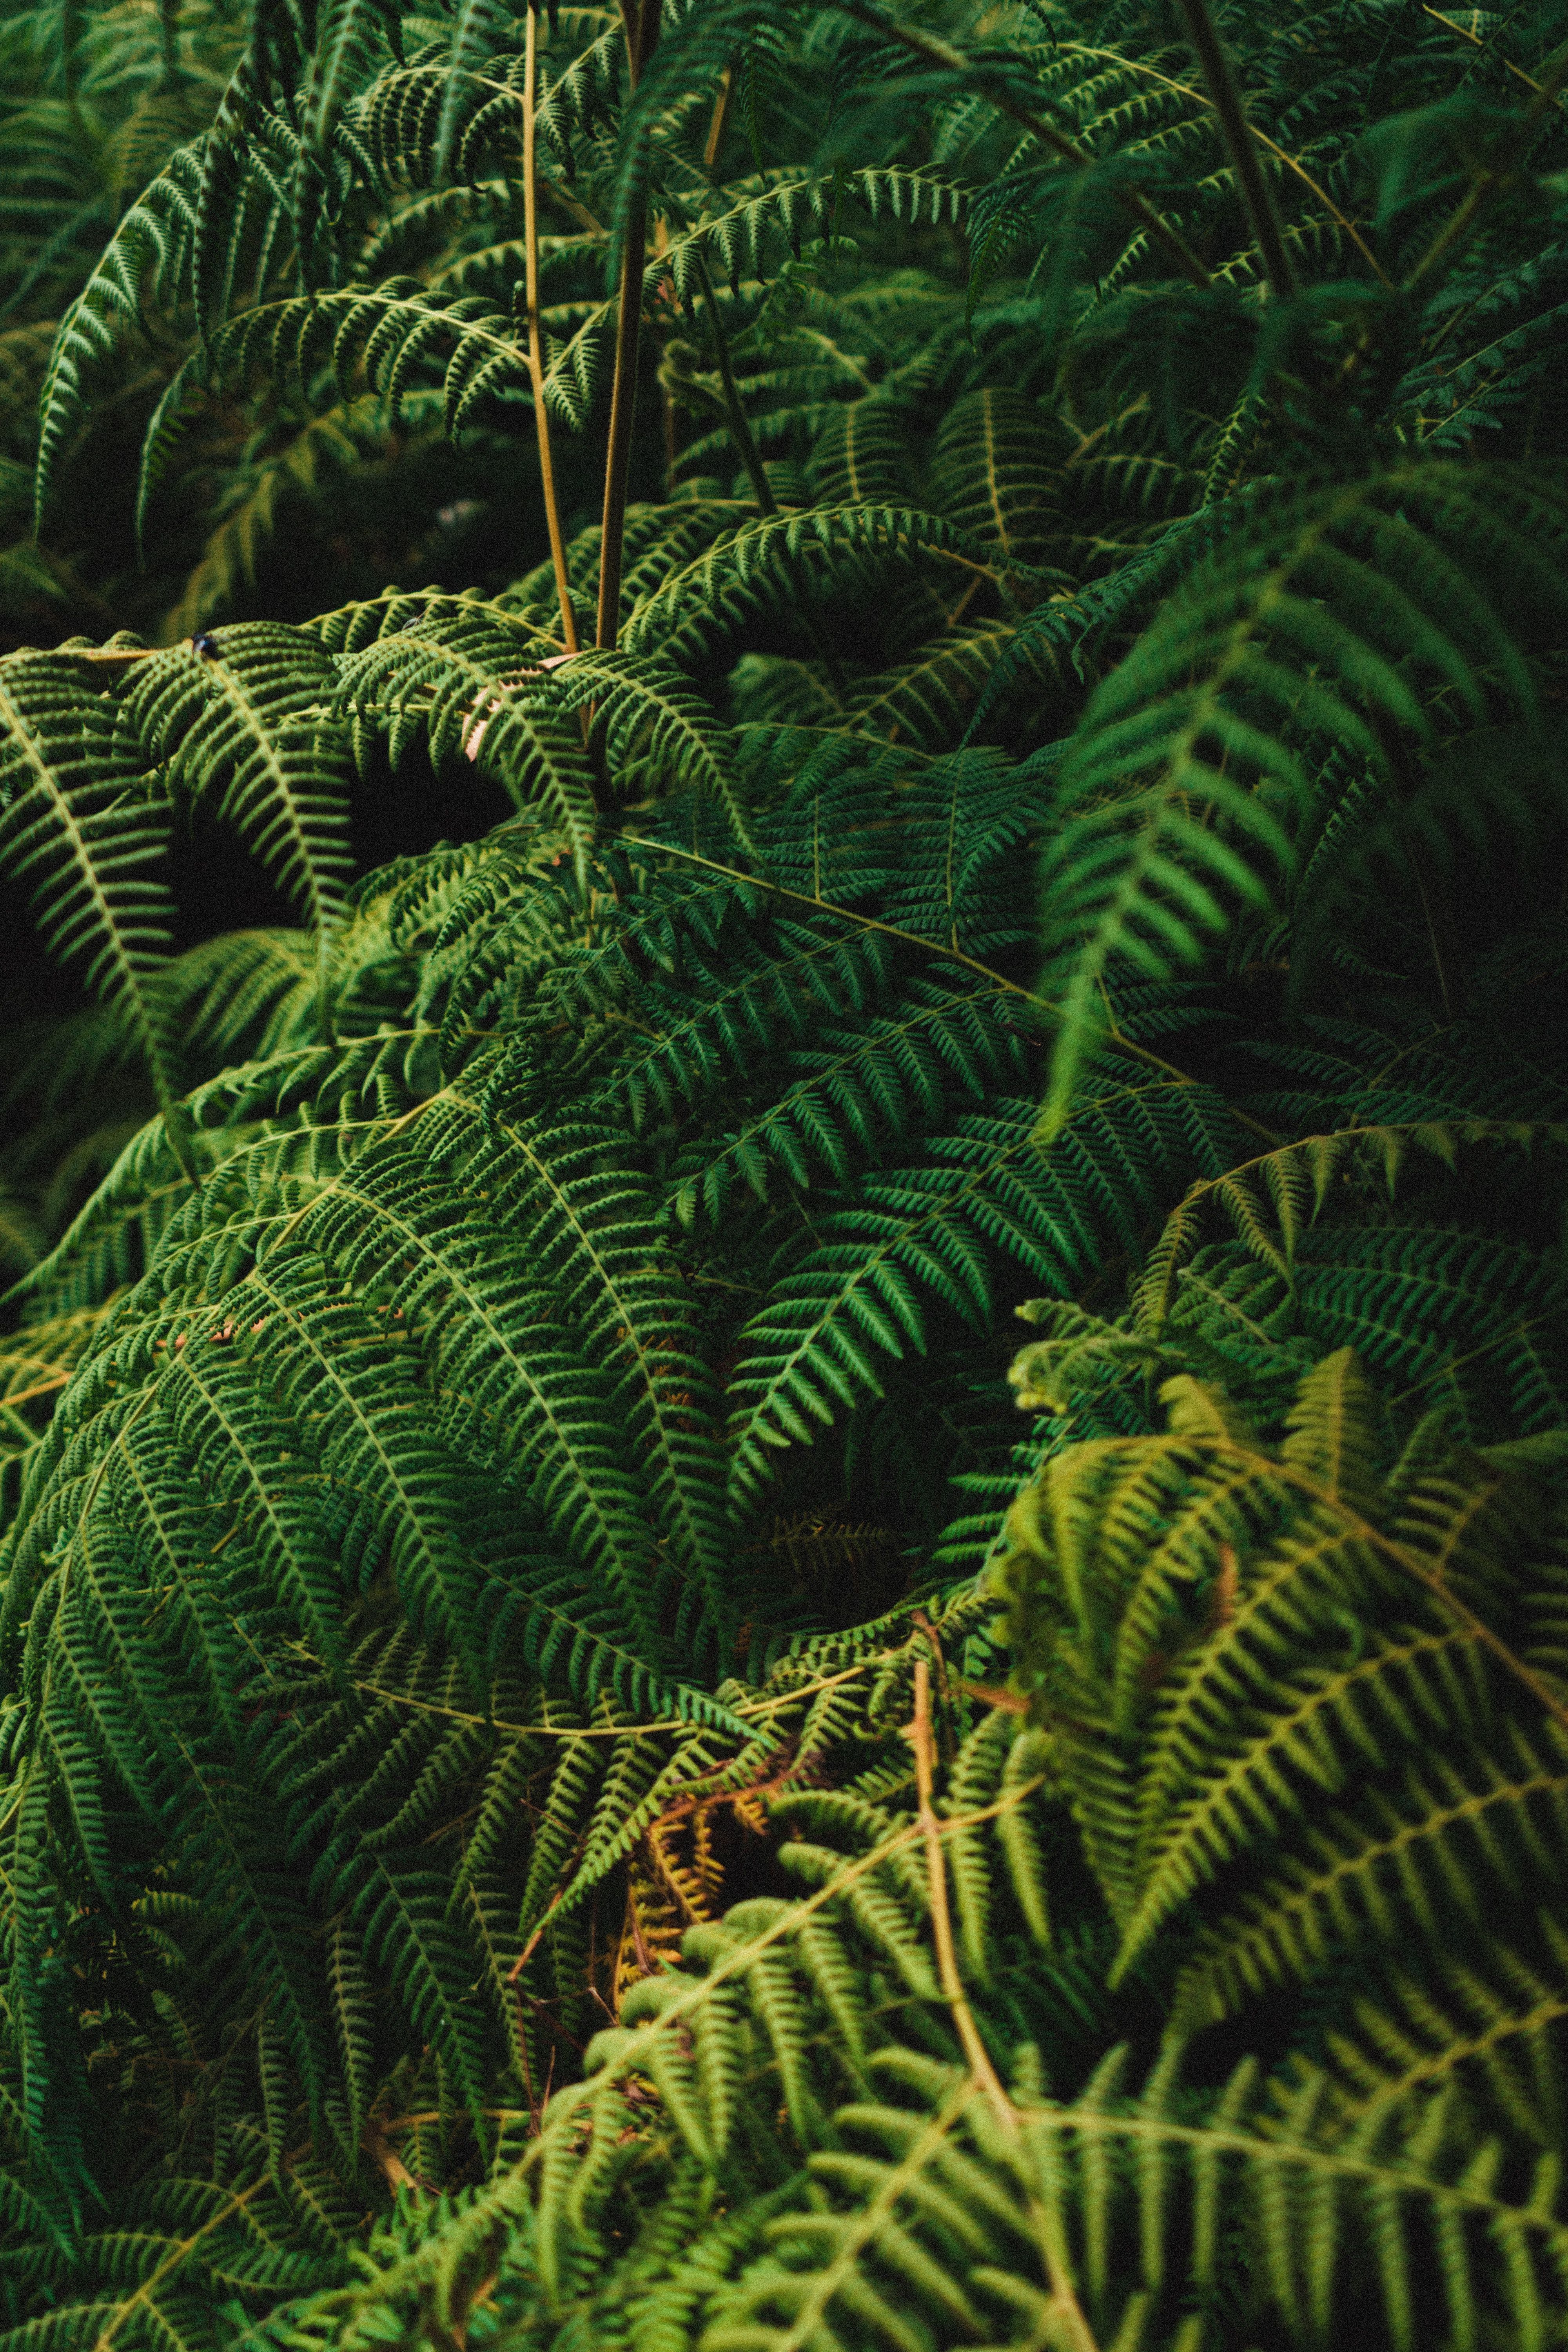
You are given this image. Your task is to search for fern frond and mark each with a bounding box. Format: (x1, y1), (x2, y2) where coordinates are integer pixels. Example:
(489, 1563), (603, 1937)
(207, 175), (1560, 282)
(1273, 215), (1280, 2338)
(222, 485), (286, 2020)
(1037, 463), (1568, 1125)
(728, 1078), (1239, 1500)
(995, 1347), (1568, 2020)
(335, 610), (598, 871)
(34, 143), (205, 521)
(0, 649), (181, 1132)
(117, 623), (351, 946)
(527, 648), (753, 848)
(138, 279), (531, 523)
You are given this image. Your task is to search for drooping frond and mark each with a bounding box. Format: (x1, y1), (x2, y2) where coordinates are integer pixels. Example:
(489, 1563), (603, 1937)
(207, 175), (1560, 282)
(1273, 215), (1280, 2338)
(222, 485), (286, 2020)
(116, 623), (352, 942)
(1036, 463), (1568, 1121)
(0, 649), (180, 1122)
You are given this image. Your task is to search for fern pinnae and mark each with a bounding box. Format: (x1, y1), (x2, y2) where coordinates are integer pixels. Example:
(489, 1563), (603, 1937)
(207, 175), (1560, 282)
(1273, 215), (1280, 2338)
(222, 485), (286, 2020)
(119, 625), (351, 955)
(0, 653), (189, 1164)
(1123, 1621), (1490, 1993)
(152, 1331), (354, 1682)
(482, 1117), (730, 1620)
(4, 2), (1568, 2334)
(673, 972), (1021, 1227)
(1321, 1934), (1568, 2146)
(345, 616), (606, 866)
(534, 648), (755, 849)
(1173, 1722), (1568, 2033)
(1035, 464), (1568, 1127)
(33, 145), (206, 525)
(941, 1708), (1010, 1982)
(225, 1257), (484, 1676)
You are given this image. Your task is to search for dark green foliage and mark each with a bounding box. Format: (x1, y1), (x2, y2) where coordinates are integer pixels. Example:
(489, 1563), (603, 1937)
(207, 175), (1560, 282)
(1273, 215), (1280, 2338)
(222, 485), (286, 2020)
(1, 0), (1567, 2347)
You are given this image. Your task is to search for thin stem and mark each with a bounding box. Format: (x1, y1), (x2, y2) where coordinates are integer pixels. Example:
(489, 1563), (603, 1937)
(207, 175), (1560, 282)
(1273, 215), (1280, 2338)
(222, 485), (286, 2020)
(1, 1374), (71, 1410)
(1422, 4), (1568, 111)
(614, 0), (640, 67)
(692, 247), (849, 699)
(1069, 44), (1390, 285)
(911, 1662), (1102, 2352)
(703, 62), (735, 174)
(52, 646), (158, 669)
(911, 1662), (1013, 2128)
(93, 2140), (310, 2350)
(1172, 0), (1296, 299)
(538, 172), (604, 234)
(524, 6), (579, 655)
(596, 245), (646, 648)
(1404, 50), (1568, 293)
(836, 0), (1212, 290)
(644, 837), (1282, 1140)
(597, 0), (661, 650)
(692, 245), (773, 512)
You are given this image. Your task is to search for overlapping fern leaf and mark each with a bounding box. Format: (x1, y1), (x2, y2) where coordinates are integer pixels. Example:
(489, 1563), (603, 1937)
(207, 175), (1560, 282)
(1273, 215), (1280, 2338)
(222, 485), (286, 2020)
(1, 0), (1568, 2345)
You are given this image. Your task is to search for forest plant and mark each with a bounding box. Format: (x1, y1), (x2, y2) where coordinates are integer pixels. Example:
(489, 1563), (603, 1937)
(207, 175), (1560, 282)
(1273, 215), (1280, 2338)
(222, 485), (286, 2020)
(0, 0), (1567, 2347)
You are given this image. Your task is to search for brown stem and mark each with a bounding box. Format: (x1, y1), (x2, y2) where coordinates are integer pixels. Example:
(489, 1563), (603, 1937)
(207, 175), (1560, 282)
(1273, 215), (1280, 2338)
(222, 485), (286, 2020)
(0, 1375), (69, 1409)
(596, 0), (661, 649)
(836, 0), (1211, 290)
(1172, 0), (1296, 299)
(595, 216), (648, 649)
(537, 172), (605, 235)
(524, 6), (579, 654)
(910, 1663), (1101, 2352)
(703, 62), (735, 174)
(615, 0), (640, 69)
(1421, 4), (1568, 112)
(642, 837), (1281, 1139)
(1403, 50), (1568, 294)
(911, 1662), (1012, 2124)
(1073, 43), (1390, 283)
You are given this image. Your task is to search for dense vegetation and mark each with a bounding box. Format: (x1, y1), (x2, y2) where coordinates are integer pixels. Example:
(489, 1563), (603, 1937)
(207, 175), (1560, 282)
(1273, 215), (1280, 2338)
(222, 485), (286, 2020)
(2, 0), (1568, 2345)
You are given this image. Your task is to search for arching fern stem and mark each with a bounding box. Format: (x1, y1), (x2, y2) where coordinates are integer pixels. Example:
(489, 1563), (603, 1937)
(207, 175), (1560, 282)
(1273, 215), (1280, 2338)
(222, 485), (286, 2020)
(598, 0), (663, 650)
(526, 4), (580, 655)
(911, 1658), (1102, 2352)
(644, 837), (1282, 1142)
(835, 0), (1213, 291)
(1171, 0), (1295, 298)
